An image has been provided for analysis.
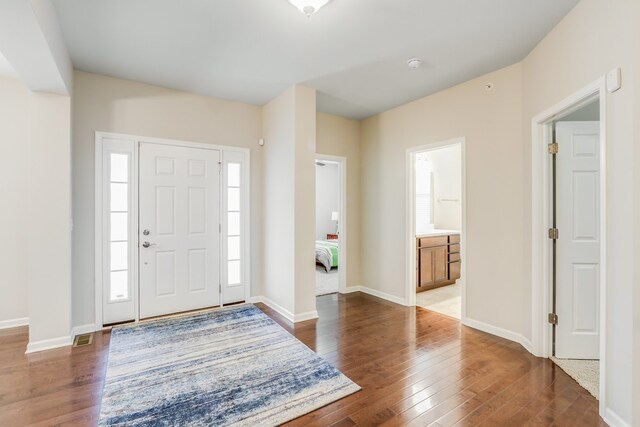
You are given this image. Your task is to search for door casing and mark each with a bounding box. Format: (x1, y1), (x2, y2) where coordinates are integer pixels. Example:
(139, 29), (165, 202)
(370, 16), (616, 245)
(530, 78), (607, 416)
(95, 132), (251, 327)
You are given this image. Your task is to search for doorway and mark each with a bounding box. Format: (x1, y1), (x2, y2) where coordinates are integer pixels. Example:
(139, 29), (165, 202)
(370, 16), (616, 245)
(530, 78), (607, 410)
(549, 99), (602, 398)
(95, 132), (250, 327)
(406, 139), (466, 319)
(314, 155), (347, 296)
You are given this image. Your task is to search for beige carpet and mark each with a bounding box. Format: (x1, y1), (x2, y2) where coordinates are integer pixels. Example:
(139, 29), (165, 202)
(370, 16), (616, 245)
(416, 282), (461, 319)
(551, 357), (599, 400)
(316, 266), (338, 296)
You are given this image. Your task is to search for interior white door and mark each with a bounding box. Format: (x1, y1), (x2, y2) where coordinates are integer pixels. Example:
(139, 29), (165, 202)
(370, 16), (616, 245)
(139, 143), (220, 319)
(555, 121), (600, 359)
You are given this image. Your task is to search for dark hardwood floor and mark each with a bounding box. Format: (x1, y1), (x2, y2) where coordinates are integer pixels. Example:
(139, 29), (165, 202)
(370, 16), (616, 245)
(0, 292), (604, 426)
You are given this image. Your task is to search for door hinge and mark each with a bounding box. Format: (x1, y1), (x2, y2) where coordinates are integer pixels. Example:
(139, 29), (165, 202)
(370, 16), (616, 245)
(548, 228), (559, 240)
(219, 223), (221, 233)
(548, 142), (558, 154)
(548, 313), (558, 325)
(219, 283), (221, 293)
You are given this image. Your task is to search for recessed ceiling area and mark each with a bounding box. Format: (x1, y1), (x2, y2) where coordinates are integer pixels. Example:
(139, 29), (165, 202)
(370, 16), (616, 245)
(52, 0), (580, 120)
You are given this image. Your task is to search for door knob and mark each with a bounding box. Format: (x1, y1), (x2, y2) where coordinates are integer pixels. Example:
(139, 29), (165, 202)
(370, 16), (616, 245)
(142, 241), (156, 248)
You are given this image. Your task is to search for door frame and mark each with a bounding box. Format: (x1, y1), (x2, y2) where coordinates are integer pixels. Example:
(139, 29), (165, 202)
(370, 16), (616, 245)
(94, 131), (251, 329)
(405, 137), (467, 319)
(530, 78), (607, 414)
(315, 154), (348, 294)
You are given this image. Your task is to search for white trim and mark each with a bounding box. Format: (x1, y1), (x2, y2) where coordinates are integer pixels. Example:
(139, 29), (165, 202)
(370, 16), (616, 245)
(72, 324), (96, 337)
(462, 317), (532, 352)
(315, 154), (348, 294)
(602, 408), (631, 427)
(25, 335), (73, 354)
(95, 131), (252, 329)
(405, 138), (467, 320)
(530, 78), (607, 417)
(98, 131), (250, 154)
(293, 310), (319, 322)
(259, 296), (295, 322)
(248, 296), (318, 323)
(359, 286), (409, 306)
(0, 317), (29, 330)
(340, 286), (362, 294)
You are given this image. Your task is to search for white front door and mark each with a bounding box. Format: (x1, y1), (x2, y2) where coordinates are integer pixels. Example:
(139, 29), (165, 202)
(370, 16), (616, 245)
(139, 143), (221, 319)
(555, 121), (600, 359)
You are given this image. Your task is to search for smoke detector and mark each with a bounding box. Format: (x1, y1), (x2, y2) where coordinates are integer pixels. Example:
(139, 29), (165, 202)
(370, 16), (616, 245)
(407, 57), (423, 70)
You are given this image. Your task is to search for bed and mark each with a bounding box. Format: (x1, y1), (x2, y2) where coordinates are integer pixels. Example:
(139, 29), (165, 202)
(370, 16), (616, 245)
(316, 240), (339, 273)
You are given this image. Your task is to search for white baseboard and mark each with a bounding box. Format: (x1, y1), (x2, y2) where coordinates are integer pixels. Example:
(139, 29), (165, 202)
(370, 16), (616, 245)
(358, 286), (409, 306)
(462, 317), (531, 352)
(250, 296), (318, 323)
(340, 286), (362, 294)
(25, 335), (73, 354)
(294, 310), (318, 322)
(72, 324), (96, 337)
(602, 407), (631, 427)
(0, 317), (29, 330)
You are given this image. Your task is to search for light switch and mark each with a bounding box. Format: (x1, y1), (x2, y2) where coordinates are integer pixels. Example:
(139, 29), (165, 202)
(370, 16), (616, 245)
(606, 68), (621, 93)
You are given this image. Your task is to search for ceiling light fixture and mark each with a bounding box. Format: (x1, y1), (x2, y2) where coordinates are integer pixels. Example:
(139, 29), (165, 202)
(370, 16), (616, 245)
(407, 57), (423, 70)
(288, 0), (331, 17)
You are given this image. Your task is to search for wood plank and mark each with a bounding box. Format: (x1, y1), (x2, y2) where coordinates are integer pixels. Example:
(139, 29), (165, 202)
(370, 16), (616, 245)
(0, 293), (604, 426)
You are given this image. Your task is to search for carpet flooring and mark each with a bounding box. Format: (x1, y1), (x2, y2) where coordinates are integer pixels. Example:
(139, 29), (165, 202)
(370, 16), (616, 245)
(99, 304), (360, 426)
(551, 357), (599, 400)
(316, 265), (338, 296)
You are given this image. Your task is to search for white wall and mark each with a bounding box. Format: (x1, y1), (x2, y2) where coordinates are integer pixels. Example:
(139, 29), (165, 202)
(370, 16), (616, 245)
(423, 145), (461, 230)
(72, 71), (263, 328)
(315, 163), (339, 239)
(0, 76), (29, 325)
(262, 85), (317, 319)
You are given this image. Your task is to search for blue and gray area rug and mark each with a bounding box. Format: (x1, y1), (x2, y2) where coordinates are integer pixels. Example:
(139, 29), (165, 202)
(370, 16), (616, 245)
(99, 304), (360, 426)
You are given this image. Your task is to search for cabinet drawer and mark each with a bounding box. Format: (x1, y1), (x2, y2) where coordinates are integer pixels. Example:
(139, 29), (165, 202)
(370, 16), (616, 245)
(449, 260), (461, 280)
(418, 236), (448, 247)
(449, 252), (460, 262)
(449, 243), (460, 253)
(449, 234), (460, 243)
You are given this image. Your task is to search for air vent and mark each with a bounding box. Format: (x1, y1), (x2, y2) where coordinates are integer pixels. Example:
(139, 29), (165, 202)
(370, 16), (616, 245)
(73, 333), (93, 347)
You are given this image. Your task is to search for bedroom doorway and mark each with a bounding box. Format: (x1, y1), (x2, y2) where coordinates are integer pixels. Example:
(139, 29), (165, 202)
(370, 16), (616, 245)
(315, 155), (346, 296)
(407, 138), (466, 319)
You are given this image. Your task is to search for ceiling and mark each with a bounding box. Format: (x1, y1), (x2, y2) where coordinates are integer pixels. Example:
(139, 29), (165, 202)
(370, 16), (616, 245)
(52, 0), (579, 120)
(0, 50), (18, 79)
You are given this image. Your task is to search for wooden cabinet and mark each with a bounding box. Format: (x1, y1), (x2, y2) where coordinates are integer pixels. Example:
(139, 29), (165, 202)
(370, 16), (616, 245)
(416, 233), (461, 292)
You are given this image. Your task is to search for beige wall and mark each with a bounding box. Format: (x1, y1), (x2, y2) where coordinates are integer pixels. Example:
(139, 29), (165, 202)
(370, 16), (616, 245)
(72, 71), (263, 327)
(0, 76), (29, 324)
(292, 86), (318, 316)
(521, 0), (637, 421)
(262, 85), (317, 318)
(316, 112), (361, 287)
(359, 0), (638, 422)
(361, 63), (524, 333)
(27, 91), (72, 345)
(262, 87), (296, 313)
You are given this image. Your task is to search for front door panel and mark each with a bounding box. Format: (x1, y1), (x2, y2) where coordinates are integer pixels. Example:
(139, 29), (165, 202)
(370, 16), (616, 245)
(139, 143), (220, 319)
